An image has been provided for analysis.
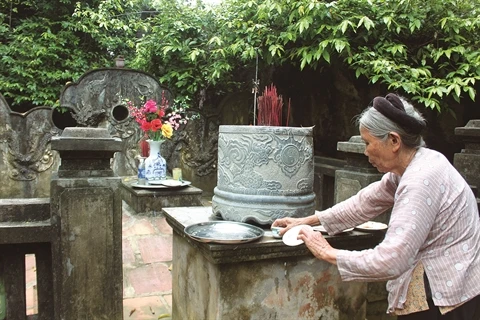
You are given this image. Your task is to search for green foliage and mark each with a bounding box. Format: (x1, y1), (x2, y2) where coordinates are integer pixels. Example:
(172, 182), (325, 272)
(0, 0), (139, 108)
(216, 0), (480, 111)
(127, 0), (252, 105)
(1, 0), (480, 113)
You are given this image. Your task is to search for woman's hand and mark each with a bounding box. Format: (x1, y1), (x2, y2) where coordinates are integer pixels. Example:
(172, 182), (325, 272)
(271, 217), (304, 236)
(298, 227), (338, 265)
(272, 214), (321, 236)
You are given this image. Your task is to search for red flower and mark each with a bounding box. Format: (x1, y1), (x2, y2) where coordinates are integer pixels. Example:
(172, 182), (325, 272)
(150, 119), (162, 131)
(141, 121), (152, 132)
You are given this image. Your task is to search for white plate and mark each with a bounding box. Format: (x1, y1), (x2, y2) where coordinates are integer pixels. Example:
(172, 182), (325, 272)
(149, 179), (185, 187)
(282, 225), (312, 246)
(355, 221), (388, 231)
(132, 180), (191, 189)
(312, 226), (354, 234)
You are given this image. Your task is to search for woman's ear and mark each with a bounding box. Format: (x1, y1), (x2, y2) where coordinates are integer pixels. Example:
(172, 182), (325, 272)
(388, 132), (401, 152)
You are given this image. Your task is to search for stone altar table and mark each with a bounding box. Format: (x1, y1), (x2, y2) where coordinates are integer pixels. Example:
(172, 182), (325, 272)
(120, 177), (203, 215)
(163, 206), (384, 320)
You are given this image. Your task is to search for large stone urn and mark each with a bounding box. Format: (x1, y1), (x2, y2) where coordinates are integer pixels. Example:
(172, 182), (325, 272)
(212, 125), (315, 225)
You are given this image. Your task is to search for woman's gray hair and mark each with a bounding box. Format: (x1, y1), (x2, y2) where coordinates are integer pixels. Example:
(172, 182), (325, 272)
(356, 96), (426, 149)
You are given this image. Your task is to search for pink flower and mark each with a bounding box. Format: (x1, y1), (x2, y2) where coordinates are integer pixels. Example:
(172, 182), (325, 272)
(143, 100), (157, 113)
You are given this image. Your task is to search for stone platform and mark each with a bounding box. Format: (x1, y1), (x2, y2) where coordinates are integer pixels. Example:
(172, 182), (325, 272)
(120, 177), (203, 215)
(163, 206), (384, 320)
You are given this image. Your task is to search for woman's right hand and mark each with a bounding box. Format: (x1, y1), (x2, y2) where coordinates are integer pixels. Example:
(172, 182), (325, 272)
(272, 216), (317, 236)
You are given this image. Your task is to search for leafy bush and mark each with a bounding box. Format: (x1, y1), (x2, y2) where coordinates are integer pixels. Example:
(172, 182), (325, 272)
(1, 0), (479, 113)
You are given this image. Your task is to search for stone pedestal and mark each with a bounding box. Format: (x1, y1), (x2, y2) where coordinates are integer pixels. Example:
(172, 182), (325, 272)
(314, 156), (347, 210)
(336, 135), (383, 203)
(454, 120), (480, 188)
(120, 178), (203, 215)
(50, 127), (123, 319)
(454, 120), (480, 211)
(163, 206), (383, 320)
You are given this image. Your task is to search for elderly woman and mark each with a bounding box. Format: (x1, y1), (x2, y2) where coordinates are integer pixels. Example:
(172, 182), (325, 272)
(273, 93), (480, 319)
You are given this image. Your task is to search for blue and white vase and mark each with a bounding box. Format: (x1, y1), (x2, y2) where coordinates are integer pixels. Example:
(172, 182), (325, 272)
(137, 156), (146, 185)
(144, 140), (167, 181)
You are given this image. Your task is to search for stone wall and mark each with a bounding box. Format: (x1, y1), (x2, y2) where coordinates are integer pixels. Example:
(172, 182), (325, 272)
(0, 68), (219, 198)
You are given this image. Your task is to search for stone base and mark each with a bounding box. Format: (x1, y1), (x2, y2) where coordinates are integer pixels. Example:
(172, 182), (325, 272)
(164, 206), (384, 320)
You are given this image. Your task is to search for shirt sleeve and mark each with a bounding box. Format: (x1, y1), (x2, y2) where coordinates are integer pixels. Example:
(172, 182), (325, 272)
(335, 169), (441, 281)
(316, 173), (399, 234)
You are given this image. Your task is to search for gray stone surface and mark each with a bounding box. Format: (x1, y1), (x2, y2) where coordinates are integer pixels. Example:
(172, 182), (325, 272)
(455, 119), (480, 139)
(163, 206), (382, 320)
(0, 93), (60, 198)
(50, 127), (123, 319)
(454, 120), (480, 190)
(51, 127), (122, 178)
(314, 156), (347, 210)
(0, 198), (49, 223)
(335, 137), (383, 207)
(120, 177), (203, 215)
(212, 125), (315, 225)
(337, 135), (367, 154)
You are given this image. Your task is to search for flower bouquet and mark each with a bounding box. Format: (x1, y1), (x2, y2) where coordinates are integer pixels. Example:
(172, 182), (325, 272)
(127, 92), (186, 143)
(127, 92), (187, 181)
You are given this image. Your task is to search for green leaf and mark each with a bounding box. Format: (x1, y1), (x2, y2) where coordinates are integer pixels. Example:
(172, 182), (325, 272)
(322, 50), (330, 64)
(334, 40), (346, 53)
(467, 87), (475, 101)
(454, 84), (461, 97)
(189, 49), (201, 61)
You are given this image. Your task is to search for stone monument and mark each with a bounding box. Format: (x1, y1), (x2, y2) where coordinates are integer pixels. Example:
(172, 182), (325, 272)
(50, 127), (123, 319)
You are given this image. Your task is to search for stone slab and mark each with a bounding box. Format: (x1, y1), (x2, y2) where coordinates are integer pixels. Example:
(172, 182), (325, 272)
(454, 153), (480, 188)
(455, 120), (480, 137)
(50, 176), (123, 319)
(121, 178), (203, 215)
(162, 206), (383, 264)
(0, 198), (50, 223)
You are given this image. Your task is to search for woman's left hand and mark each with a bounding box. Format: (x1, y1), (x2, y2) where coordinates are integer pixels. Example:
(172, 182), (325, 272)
(298, 227), (338, 265)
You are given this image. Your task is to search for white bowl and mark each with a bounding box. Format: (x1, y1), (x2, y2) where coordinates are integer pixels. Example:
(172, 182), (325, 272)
(271, 226), (284, 238)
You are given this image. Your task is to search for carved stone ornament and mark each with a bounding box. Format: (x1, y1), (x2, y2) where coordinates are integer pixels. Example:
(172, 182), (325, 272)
(58, 68), (174, 176)
(212, 125), (315, 225)
(0, 94), (60, 183)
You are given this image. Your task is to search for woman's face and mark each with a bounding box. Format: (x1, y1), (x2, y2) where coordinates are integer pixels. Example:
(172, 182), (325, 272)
(360, 127), (397, 173)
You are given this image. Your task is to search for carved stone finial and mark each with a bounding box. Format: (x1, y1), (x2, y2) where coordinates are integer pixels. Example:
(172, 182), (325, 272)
(114, 55), (125, 68)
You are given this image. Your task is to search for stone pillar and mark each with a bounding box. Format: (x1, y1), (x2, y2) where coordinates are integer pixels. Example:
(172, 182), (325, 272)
(335, 136), (383, 204)
(50, 128), (123, 319)
(454, 120), (480, 188)
(453, 120), (480, 209)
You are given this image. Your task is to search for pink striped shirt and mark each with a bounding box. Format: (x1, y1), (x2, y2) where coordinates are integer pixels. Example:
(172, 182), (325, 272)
(316, 147), (480, 314)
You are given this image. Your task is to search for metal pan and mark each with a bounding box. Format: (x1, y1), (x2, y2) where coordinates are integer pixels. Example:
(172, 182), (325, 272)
(184, 221), (264, 244)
